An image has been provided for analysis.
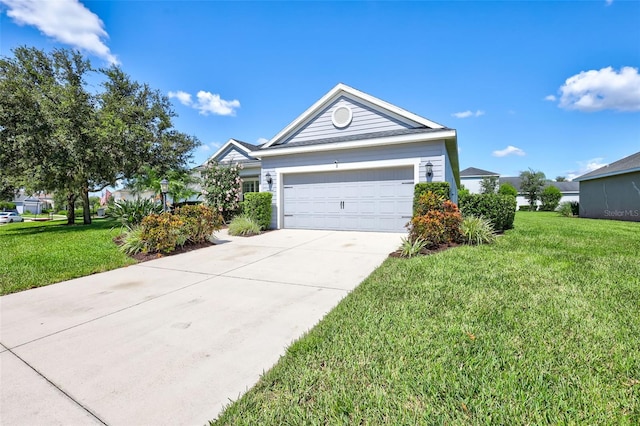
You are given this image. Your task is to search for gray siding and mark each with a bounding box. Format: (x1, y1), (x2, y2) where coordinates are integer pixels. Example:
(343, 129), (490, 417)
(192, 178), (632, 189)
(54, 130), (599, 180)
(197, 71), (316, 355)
(444, 154), (458, 203)
(579, 172), (640, 221)
(282, 96), (418, 146)
(262, 141), (449, 229)
(217, 146), (252, 163)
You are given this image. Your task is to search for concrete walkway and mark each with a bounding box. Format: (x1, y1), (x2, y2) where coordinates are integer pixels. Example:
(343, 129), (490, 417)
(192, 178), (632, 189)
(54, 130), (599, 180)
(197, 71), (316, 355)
(0, 229), (402, 425)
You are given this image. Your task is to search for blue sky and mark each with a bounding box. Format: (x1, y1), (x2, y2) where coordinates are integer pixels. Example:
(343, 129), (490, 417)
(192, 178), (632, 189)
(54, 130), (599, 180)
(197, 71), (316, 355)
(1, 0), (639, 180)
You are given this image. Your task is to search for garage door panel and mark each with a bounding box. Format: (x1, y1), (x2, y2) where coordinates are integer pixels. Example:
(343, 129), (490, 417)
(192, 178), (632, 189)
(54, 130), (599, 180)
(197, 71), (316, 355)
(283, 167), (413, 232)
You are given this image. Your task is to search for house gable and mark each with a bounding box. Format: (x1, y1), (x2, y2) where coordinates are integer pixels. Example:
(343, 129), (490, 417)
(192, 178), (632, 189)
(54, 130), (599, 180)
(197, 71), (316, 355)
(262, 83), (445, 149)
(280, 95), (420, 146)
(206, 139), (256, 164)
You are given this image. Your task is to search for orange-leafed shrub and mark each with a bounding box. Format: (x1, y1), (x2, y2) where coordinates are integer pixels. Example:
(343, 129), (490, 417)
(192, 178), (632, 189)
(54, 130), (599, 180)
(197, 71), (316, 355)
(407, 191), (462, 248)
(140, 213), (186, 254)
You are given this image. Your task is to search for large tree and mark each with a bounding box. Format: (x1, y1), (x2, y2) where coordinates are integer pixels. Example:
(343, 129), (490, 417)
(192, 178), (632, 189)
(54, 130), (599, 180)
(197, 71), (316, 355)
(0, 46), (199, 224)
(519, 168), (546, 210)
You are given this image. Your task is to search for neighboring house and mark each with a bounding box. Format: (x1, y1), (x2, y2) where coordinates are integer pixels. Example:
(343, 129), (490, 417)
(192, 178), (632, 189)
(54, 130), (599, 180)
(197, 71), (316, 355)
(12, 190), (53, 214)
(574, 151), (640, 222)
(205, 83), (459, 232)
(460, 167), (500, 194)
(499, 176), (579, 208)
(460, 167), (579, 208)
(111, 189), (157, 203)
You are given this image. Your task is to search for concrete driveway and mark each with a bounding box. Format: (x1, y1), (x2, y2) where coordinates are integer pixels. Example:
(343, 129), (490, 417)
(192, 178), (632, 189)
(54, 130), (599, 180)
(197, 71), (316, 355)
(0, 229), (402, 425)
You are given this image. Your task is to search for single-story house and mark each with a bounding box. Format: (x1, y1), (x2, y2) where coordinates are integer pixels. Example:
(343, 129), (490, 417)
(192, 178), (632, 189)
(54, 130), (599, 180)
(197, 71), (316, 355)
(574, 151), (640, 222)
(460, 167), (500, 194)
(499, 176), (579, 208)
(460, 167), (579, 208)
(204, 83), (460, 232)
(12, 190), (53, 214)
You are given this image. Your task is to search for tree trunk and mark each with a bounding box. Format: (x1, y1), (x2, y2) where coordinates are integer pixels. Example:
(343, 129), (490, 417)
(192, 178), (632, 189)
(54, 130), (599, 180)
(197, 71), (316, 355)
(81, 189), (92, 225)
(66, 193), (76, 225)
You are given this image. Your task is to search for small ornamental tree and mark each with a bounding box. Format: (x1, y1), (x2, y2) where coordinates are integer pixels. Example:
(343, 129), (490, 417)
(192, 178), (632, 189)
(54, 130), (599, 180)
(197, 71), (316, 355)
(519, 168), (546, 210)
(201, 161), (243, 221)
(480, 176), (499, 194)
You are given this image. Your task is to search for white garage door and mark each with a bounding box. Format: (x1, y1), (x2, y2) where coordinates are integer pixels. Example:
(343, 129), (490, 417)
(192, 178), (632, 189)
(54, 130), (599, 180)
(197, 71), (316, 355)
(282, 167), (414, 232)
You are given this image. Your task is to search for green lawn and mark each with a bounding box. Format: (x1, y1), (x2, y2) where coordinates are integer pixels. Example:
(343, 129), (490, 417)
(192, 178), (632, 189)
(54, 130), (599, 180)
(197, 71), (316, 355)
(0, 219), (135, 295)
(212, 212), (640, 424)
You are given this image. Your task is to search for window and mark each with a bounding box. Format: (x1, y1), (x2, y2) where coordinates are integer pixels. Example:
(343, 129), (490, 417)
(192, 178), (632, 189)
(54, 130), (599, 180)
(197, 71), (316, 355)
(242, 179), (259, 194)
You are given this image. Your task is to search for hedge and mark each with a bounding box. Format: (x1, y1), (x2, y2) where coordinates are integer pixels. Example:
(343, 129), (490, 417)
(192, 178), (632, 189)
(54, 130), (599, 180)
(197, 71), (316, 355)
(458, 193), (517, 232)
(413, 182), (450, 214)
(243, 192), (273, 230)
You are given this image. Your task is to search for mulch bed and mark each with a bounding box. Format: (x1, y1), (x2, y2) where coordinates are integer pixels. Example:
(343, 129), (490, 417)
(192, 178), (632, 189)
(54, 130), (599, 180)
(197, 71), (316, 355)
(113, 235), (217, 263)
(388, 242), (460, 258)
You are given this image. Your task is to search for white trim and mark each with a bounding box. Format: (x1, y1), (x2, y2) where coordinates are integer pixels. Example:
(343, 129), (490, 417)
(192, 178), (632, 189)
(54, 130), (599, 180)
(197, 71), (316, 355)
(274, 158), (420, 229)
(255, 130), (455, 158)
(262, 83), (445, 149)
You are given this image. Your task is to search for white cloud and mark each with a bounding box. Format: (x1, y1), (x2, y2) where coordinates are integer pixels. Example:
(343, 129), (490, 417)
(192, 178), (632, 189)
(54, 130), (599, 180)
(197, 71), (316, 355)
(544, 95), (557, 101)
(492, 145), (526, 157)
(555, 66), (640, 112)
(1, 0), (118, 64)
(168, 90), (240, 116)
(256, 137), (269, 145)
(168, 90), (192, 106)
(452, 110), (484, 118)
(566, 157), (608, 180)
(195, 91), (240, 116)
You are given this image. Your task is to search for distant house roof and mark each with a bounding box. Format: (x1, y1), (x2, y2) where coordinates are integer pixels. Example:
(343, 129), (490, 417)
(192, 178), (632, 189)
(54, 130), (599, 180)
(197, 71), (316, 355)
(499, 177), (579, 193)
(574, 151), (640, 182)
(460, 167), (499, 177)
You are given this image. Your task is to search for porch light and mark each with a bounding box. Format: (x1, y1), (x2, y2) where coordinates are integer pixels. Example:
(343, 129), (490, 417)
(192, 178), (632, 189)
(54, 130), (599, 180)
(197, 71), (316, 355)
(426, 161), (433, 178)
(160, 178), (169, 212)
(265, 172), (273, 185)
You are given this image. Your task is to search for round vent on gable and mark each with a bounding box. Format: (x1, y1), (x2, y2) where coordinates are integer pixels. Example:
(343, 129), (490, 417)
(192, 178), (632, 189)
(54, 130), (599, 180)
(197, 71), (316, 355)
(331, 105), (353, 129)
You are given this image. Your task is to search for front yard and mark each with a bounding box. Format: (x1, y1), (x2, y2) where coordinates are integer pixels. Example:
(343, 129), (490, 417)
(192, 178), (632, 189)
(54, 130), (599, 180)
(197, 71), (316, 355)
(0, 219), (135, 295)
(212, 212), (640, 424)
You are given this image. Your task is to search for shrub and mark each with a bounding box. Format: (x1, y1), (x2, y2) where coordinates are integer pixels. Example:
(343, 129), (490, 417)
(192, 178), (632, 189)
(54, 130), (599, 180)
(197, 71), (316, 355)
(570, 201), (579, 216)
(228, 215), (262, 236)
(519, 205), (534, 211)
(243, 192), (273, 230)
(174, 204), (223, 243)
(140, 213), (187, 254)
(460, 216), (496, 245)
(498, 183), (518, 198)
(107, 199), (163, 231)
(408, 191), (462, 248)
(458, 193), (516, 232)
(414, 191), (446, 216)
(119, 226), (147, 255)
(540, 185), (562, 211)
(399, 237), (427, 258)
(413, 182), (450, 214)
(557, 202), (573, 217)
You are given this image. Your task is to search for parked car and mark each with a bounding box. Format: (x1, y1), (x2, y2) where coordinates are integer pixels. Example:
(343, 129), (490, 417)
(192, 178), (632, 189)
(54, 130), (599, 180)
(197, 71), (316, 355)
(0, 212), (24, 223)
